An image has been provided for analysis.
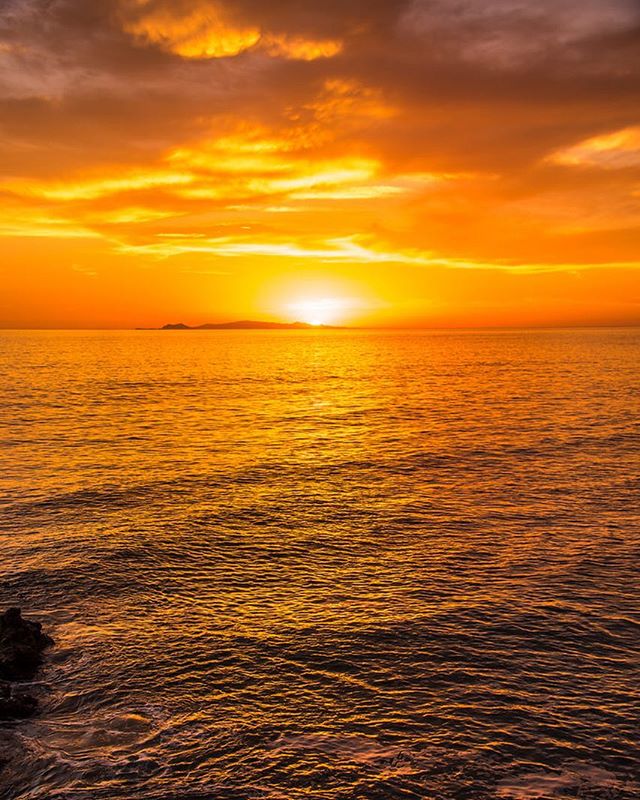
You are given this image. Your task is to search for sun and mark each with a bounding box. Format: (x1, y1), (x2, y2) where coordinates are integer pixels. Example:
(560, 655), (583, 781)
(289, 297), (348, 326)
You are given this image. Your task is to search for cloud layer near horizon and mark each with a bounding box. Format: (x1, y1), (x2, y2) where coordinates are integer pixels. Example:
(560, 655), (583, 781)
(1, 0), (640, 325)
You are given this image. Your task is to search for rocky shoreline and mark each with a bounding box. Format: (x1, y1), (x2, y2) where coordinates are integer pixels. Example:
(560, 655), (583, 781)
(0, 607), (53, 722)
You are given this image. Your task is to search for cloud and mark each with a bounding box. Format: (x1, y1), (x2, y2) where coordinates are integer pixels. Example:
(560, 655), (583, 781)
(261, 34), (342, 61)
(118, 0), (344, 61)
(0, 0), (639, 303)
(3, 170), (195, 200)
(398, 0), (640, 69)
(119, 0), (261, 58)
(548, 127), (640, 169)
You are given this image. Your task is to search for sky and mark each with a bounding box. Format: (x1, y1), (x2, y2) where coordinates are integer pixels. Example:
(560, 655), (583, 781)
(1, 0), (640, 328)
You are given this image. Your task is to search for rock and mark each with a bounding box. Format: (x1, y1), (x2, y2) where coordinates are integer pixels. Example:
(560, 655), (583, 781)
(0, 682), (38, 720)
(0, 608), (54, 682)
(0, 609), (53, 773)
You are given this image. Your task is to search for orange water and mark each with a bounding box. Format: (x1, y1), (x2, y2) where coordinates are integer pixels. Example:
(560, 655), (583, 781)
(1, 329), (639, 799)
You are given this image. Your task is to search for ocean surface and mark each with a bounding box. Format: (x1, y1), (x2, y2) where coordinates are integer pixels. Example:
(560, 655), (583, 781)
(0, 328), (639, 800)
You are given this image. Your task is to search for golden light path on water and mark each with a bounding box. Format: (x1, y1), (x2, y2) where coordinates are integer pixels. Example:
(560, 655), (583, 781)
(0, 328), (639, 800)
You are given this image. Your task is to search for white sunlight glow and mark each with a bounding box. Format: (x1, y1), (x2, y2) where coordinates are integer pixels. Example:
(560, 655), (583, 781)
(289, 297), (349, 326)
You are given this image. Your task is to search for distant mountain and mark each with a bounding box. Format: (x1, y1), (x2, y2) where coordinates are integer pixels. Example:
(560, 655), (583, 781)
(158, 320), (337, 330)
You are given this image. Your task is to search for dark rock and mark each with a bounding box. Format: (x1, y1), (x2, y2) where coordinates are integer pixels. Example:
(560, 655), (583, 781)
(0, 685), (38, 720)
(0, 610), (53, 775)
(0, 608), (54, 682)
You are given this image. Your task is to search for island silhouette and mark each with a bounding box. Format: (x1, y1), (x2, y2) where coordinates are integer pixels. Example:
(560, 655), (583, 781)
(139, 320), (342, 330)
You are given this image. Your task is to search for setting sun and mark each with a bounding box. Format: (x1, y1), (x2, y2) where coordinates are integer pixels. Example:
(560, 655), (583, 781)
(289, 297), (350, 326)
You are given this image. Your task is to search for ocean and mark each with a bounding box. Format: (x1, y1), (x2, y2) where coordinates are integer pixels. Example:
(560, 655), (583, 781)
(1, 328), (638, 799)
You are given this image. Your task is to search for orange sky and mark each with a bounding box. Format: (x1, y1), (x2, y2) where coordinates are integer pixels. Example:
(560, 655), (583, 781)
(1, 0), (640, 328)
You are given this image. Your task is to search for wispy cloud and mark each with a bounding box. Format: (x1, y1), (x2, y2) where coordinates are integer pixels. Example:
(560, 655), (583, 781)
(548, 127), (640, 169)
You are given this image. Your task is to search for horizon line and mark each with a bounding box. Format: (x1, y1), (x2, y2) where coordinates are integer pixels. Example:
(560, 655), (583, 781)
(2, 322), (640, 332)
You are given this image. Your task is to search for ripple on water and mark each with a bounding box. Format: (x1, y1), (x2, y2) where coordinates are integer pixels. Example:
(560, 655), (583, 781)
(1, 329), (639, 799)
